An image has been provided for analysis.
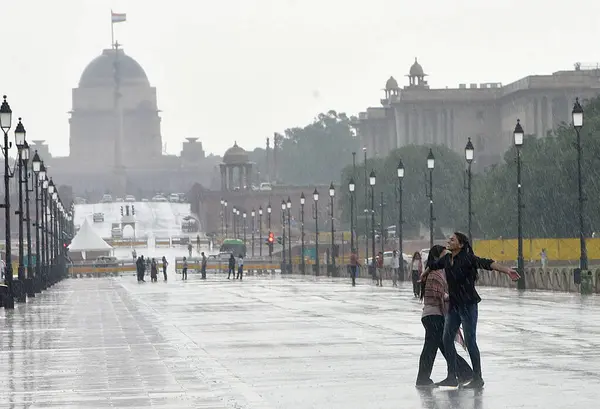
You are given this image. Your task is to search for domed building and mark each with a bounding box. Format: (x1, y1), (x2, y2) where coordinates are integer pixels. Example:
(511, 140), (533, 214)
(33, 47), (218, 200)
(219, 142), (253, 191)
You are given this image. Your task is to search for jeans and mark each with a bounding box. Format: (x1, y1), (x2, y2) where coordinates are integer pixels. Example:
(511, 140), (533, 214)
(417, 315), (473, 383)
(443, 303), (482, 380)
(412, 271), (420, 296)
(350, 265), (357, 286)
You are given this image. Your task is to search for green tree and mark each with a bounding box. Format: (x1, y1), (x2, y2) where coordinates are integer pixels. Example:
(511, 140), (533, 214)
(473, 96), (600, 239)
(339, 144), (467, 237)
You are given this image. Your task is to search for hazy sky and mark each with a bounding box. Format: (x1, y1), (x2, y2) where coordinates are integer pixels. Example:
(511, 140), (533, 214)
(2, 0), (599, 157)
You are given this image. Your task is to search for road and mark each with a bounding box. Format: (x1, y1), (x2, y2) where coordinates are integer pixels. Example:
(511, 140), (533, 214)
(0, 274), (598, 408)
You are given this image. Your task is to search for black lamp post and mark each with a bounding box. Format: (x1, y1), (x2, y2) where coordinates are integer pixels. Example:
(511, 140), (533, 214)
(363, 147), (369, 268)
(300, 193), (305, 273)
(0, 96), (15, 308)
(514, 119), (525, 290)
(329, 183), (335, 270)
(15, 118), (26, 302)
(22, 141), (34, 297)
(251, 209), (255, 258)
(41, 177), (49, 289)
(243, 211), (247, 251)
(369, 171), (376, 267)
(286, 197), (292, 272)
(313, 189), (319, 275)
(48, 179), (56, 283)
(427, 149), (435, 247)
(232, 206), (236, 238)
(224, 200), (228, 237)
(281, 200), (286, 269)
(258, 206), (263, 257)
(220, 198), (225, 238)
(397, 161), (404, 278)
(267, 203), (272, 258)
(32, 155), (43, 293)
(465, 138), (474, 242)
(380, 191), (385, 255)
(572, 98), (587, 271)
(236, 209), (240, 238)
(348, 178), (355, 256)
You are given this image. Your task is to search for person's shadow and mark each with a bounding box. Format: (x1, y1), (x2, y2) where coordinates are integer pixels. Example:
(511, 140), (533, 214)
(417, 387), (484, 409)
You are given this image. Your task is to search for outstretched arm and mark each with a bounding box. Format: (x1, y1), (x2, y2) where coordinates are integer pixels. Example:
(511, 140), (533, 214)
(490, 261), (520, 281)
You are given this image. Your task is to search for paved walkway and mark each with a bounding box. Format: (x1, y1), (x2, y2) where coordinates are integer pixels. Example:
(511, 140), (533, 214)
(0, 274), (598, 408)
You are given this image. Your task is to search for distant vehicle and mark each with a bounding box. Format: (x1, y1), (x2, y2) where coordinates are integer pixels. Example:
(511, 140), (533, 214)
(219, 238), (246, 257)
(115, 197), (123, 202)
(152, 195), (167, 202)
(125, 195), (136, 202)
(142, 198), (149, 202)
(181, 216), (199, 232)
(74, 197), (87, 205)
(259, 182), (272, 191)
(94, 256), (118, 267)
(100, 194), (112, 203)
(92, 212), (104, 223)
(169, 193), (179, 202)
(111, 226), (123, 239)
(177, 193), (186, 202)
(365, 251), (410, 270)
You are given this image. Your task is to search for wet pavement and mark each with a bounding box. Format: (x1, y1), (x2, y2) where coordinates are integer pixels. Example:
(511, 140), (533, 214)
(0, 274), (599, 408)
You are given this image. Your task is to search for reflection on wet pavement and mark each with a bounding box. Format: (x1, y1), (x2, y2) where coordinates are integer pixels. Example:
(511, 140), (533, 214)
(0, 275), (598, 408)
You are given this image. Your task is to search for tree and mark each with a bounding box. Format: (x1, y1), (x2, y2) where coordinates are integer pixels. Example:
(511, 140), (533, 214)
(473, 96), (600, 239)
(339, 144), (467, 237)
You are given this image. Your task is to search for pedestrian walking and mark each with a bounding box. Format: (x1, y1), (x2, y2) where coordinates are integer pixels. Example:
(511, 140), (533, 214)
(188, 243), (193, 257)
(392, 250), (400, 287)
(182, 256), (188, 280)
(236, 254), (244, 280)
(410, 252), (423, 297)
(376, 252), (384, 286)
(227, 254), (236, 279)
(425, 232), (520, 389)
(200, 252), (207, 279)
(150, 258), (158, 282)
(349, 248), (360, 287)
(416, 245), (473, 387)
(162, 256), (168, 281)
(136, 255), (146, 282)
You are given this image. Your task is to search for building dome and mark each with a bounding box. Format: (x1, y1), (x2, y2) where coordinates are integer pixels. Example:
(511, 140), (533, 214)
(385, 76), (399, 90)
(409, 58), (425, 77)
(223, 142), (249, 165)
(79, 48), (150, 88)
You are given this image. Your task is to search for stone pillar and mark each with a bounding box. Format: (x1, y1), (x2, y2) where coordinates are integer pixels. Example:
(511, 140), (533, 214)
(228, 166), (234, 191)
(536, 97), (543, 138)
(238, 165), (244, 189)
(220, 164), (226, 191)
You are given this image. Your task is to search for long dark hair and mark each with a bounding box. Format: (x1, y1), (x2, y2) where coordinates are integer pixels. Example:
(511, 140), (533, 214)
(420, 245), (446, 300)
(454, 231), (478, 281)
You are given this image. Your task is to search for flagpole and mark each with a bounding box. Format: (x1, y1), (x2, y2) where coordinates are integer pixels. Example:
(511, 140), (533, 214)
(110, 11), (115, 48)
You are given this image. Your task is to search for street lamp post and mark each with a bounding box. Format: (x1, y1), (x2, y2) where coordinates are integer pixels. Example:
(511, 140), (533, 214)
(514, 119), (525, 290)
(281, 201), (286, 270)
(232, 206), (236, 238)
(427, 149), (435, 248)
(32, 155), (43, 293)
(15, 119), (26, 302)
(313, 189), (319, 275)
(251, 209), (255, 258)
(348, 179), (355, 257)
(397, 161), (404, 279)
(380, 191), (385, 255)
(0, 96), (15, 308)
(329, 183), (335, 271)
(243, 211), (247, 251)
(42, 178), (49, 289)
(22, 141), (34, 297)
(224, 200), (228, 237)
(267, 203), (272, 259)
(220, 198), (225, 238)
(465, 138), (474, 242)
(300, 193), (305, 273)
(286, 197), (292, 273)
(369, 171), (376, 268)
(363, 147), (369, 269)
(572, 98), (587, 271)
(258, 206), (263, 257)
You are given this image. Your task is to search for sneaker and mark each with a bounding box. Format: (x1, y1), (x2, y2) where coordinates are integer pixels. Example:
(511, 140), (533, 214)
(436, 377), (459, 387)
(458, 374), (473, 385)
(462, 378), (485, 389)
(415, 379), (437, 388)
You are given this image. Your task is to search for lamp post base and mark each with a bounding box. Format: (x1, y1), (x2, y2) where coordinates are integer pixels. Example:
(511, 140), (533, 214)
(13, 279), (26, 303)
(24, 278), (35, 297)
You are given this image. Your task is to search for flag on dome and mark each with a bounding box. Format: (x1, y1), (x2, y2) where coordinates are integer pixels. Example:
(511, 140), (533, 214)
(111, 11), (126, 24)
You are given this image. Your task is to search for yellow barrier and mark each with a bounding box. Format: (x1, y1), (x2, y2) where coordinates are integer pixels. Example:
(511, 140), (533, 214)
(69, 265), (136, 274)
(474, 237), (600, 261)
(175, 263), (279, 270)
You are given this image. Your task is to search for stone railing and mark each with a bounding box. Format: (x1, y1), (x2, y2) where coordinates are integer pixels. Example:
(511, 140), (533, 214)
(287, 264), (600, 294)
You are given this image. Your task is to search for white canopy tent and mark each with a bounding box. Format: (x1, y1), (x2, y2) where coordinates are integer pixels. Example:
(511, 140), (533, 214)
(68, 219), (113, 260)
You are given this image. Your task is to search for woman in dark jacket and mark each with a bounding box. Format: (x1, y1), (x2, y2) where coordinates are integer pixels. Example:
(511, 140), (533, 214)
(425, 232), (519, 389)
